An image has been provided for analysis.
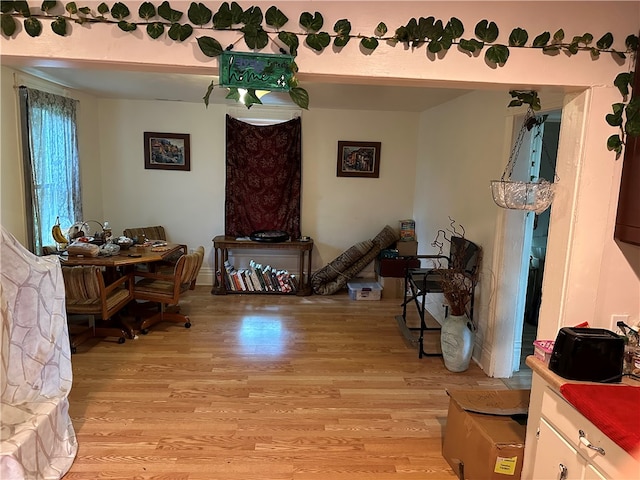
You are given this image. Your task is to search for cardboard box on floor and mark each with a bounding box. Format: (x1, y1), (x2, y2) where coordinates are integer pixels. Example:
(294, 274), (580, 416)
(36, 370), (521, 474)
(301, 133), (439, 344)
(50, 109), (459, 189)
(442, 389), (530, 480)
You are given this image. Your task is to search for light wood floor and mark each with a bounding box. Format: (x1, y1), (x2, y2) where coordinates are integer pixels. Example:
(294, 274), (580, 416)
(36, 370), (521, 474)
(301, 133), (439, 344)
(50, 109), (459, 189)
(64, 287), (508, 479)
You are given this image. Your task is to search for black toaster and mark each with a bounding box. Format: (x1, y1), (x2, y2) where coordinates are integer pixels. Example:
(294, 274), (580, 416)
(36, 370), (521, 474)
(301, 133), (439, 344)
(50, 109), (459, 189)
(548, 327), (625, 383)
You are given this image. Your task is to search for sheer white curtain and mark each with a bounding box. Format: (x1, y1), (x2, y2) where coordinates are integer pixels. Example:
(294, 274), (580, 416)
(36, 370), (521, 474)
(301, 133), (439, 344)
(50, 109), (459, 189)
(19, 87), (82, 254)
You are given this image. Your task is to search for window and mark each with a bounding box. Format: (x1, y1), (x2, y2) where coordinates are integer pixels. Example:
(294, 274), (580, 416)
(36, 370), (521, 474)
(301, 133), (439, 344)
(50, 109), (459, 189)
(19, 87), (82, 254)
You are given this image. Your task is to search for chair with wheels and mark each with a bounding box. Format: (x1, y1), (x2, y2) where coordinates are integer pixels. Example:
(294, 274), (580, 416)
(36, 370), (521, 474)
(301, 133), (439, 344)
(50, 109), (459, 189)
(61, 265), (132, 352)
(398, 236), (481, 358)
(132, 246), (204, 334)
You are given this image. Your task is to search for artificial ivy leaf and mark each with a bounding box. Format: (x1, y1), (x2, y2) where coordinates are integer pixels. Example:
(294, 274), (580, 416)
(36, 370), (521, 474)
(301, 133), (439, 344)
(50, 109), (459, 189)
(590, 47), (600, 58)
(1, 13), (16, 35)
(66, 2), (77, 15)
(606, 134), (622, 154)
(475, 19), (498, 43)
(289, 60), (298, 74)
(403, 18), (419, 43)
(146, 22), (164, 39)
(289, 87), (309, 110)
(486, 44), (509, 65)
(196, 35), (223, 57)
(333, 19), (351, 47)
(241, 6), (262, 27)
(1, 3), (15, 14)
(532, 31), (550, 47)
(117, 20), (137, 32)
(611, 102), (625, 116)
(421, 16), (443, 41)
(394, 25), (409, 43)
(596, 32), (613, 50)
(300, 11), (323, 33)
(111, 2), (130, 21)
(581, 33), (593, 45)
(157, 1), (182, 23)
(139, 2), (156, 21)
(241, 24), (268, 49)
(508, 99), (523, 108)
(51, 16), (67, 35)
(438, 32), (453, 51)
(428, 40), (443, 54)
(375, 22), (387, 37)
(41, 1), (57, 13)
(360, 36), (379, 51)
(25, 15), (43, 35)
(542, 45), (560, 54)
(278, 31), (299, 55)
(509, 27), (528, 47)
(613, 72), (634, 98)
(202, 80), (214, 108)
(446, 17), (464, 38)
(229, 2), (243, 24)
(305, 31), (330, 51)
(188, 3), (212, 27)
(625, 34), (638, 51)
(265, 6), (287, 29)
(243, 89), (263, 109)
(13, 2), (30, 16)
(552, 29), (564, 43)
(625, 97), (640, 135)
(459, 38), (483, 53)
(212, 3), (232, 28)
(97, 3), (109, 15)
(606, 113), (622, 127)
(169, 23), (192, 41)
(567, 42), (579, 55)
(333, 18), (350, 36)
(78, 6), (90, 14)
(225, 87), (240, 101)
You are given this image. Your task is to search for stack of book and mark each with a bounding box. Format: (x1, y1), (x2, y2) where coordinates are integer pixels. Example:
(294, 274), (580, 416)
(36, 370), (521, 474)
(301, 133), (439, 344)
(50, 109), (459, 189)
(219, 259), (298, 293)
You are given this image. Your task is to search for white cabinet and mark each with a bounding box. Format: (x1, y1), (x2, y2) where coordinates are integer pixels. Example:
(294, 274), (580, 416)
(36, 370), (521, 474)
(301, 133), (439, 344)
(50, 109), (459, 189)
(523, 359), (639, 480)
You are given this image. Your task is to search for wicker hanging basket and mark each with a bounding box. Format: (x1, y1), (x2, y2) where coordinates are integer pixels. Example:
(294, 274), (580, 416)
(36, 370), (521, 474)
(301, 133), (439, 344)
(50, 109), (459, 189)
(491, 107), (556, 215)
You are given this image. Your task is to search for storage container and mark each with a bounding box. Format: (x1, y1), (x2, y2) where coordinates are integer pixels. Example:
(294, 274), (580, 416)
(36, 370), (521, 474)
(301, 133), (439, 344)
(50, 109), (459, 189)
(347, 279), (382, 300)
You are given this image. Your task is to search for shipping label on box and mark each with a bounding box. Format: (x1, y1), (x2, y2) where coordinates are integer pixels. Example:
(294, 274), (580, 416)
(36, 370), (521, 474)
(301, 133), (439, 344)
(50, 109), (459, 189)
(442, 389), (530, 480)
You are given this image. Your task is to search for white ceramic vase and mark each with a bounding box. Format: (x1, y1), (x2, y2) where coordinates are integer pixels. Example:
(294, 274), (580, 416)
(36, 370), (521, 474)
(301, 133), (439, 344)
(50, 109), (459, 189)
(440, 314), (476, 372)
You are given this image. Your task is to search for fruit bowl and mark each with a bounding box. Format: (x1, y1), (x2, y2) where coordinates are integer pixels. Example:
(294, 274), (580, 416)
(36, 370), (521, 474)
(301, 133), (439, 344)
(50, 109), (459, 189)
(115, 236), (134, 250)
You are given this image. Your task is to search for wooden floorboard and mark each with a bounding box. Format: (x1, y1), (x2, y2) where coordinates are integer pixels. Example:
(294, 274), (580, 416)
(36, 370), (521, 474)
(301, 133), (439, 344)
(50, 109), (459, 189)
(64, 287), (507, 479)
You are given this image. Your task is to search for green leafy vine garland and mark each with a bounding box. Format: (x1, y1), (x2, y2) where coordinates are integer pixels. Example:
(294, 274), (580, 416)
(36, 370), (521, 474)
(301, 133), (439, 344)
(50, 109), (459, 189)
(1, 1), (638, 155)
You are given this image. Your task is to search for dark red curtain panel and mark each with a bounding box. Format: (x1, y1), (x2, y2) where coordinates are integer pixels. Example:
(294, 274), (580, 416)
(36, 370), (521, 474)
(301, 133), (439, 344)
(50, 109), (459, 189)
(225, 115), (302, 239)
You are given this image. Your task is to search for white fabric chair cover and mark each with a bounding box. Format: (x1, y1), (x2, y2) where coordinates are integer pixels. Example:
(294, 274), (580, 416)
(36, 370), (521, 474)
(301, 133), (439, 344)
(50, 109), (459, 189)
(0, 225), (77, 479)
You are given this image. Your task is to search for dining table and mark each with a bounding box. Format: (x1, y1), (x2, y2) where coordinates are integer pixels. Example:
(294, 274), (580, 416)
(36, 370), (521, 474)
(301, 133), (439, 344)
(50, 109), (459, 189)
(60, 242), (185, 337)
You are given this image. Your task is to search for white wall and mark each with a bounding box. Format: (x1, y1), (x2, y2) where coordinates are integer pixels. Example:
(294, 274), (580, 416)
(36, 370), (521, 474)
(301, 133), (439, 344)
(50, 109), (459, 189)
(93, 96), (419, 282)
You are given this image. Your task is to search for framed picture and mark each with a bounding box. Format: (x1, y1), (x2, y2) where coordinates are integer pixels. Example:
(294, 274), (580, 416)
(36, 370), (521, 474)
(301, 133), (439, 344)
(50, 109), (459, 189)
(336, 141), (381, 178)
(144, 132), (191, 171)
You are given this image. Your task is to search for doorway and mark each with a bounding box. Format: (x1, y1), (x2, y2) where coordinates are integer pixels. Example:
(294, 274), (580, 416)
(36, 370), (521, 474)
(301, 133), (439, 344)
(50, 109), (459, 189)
(515, 110), (561, 373)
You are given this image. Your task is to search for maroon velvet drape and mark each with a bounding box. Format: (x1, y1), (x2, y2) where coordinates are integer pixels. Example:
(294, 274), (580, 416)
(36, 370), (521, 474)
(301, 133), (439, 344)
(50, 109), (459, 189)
(225, 115), (301, 239)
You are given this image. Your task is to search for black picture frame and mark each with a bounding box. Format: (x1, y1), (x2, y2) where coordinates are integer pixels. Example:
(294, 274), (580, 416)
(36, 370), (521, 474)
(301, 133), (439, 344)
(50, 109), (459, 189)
(144, 132), (191, 171)
(336, 141), (381, 178)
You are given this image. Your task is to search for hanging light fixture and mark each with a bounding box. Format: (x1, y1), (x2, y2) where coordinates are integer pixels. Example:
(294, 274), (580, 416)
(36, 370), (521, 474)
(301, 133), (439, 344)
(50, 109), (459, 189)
(490, 107), (557, 215)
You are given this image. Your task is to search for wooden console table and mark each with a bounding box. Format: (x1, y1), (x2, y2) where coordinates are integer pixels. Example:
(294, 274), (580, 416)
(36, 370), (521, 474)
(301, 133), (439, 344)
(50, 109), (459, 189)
(211, 235), (313, 296)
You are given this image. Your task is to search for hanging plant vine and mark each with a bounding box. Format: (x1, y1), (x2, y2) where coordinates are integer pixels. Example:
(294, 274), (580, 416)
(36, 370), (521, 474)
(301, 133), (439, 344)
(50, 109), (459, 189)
(1, 1), (638, 153)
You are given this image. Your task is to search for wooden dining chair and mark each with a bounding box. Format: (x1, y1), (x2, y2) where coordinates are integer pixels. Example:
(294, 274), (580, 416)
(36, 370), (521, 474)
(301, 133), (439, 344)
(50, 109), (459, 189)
(132, 246), (204, 334)
(61, 265), (132, 352)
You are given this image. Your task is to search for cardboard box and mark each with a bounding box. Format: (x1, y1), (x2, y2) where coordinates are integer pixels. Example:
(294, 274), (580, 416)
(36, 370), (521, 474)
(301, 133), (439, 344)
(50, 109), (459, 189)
(399, 219), (416, 240)
(442, 389), (530, 480)
(375, 257), (420, 278)
(347, 279), (382, 300)
(396, 240), (418, 257)
(377, 275), (405, 299)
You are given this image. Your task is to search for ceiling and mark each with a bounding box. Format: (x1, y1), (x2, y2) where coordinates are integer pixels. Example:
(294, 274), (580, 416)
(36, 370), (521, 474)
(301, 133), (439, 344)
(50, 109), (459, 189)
(15, 65), (474, 112)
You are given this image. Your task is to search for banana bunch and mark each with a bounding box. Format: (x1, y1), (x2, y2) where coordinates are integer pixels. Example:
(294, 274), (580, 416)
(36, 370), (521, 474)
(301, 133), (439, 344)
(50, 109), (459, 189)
(51, 217), (68, 245)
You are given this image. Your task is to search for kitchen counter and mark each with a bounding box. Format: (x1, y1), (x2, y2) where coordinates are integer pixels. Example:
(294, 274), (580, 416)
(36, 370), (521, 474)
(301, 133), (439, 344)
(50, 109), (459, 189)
(522, 356), (640, 479)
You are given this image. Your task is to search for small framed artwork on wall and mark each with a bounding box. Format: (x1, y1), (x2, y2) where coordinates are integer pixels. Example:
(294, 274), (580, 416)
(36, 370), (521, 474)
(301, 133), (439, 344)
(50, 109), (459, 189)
(336, 141), (381, 178)
(144, 132), (191, 171)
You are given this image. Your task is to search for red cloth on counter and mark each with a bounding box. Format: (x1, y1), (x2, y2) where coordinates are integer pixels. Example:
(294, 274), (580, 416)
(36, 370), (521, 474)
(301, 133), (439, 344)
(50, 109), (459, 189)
(560, 383), (640, 455)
